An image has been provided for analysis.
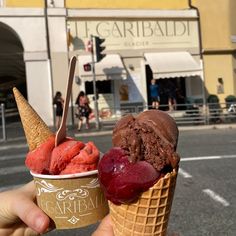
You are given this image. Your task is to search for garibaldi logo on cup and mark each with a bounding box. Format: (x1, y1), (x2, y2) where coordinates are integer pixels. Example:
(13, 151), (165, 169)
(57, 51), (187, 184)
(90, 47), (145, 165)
(32, 171), (109, 229)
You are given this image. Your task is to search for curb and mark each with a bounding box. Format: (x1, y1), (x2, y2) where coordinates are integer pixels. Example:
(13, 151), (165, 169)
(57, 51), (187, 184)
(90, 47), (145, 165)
(74, 123), (236, 137)
(178, 123), (236, 131)
(1, 123), (236, 142)
(74, 130), (112, 138)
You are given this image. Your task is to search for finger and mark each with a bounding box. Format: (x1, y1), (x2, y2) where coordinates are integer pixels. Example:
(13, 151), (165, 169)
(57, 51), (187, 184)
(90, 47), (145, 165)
(11, 183), (50, 233)
(0, 225), (39, 236)
(12, 196), (50, 233)
(92, 214), (114, 236)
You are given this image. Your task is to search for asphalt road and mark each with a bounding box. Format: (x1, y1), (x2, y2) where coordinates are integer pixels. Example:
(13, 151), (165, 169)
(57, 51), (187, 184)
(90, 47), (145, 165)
(0, 127), (236, 236)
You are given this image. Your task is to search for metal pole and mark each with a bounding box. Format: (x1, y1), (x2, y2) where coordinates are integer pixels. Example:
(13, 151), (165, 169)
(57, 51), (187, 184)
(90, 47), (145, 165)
(199, 59), (207, 125)
(44, 0), (55, 128)
(91, 34), (100, 129)
(1, 103), (7, 141)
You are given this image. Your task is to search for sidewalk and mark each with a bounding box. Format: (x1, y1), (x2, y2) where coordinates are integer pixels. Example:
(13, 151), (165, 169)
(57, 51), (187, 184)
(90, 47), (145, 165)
(1, 120), (236, 143)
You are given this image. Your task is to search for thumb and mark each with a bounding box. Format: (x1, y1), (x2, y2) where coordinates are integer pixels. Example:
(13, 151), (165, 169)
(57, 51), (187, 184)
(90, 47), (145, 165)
(92, 214), (114, 236)
(11, 182), (50, 233)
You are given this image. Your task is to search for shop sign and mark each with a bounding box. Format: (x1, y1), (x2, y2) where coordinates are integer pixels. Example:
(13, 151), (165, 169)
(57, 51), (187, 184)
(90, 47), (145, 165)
(68, 19), (199, 50)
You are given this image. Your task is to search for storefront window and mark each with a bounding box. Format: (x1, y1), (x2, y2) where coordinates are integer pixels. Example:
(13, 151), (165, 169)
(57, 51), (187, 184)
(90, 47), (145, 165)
(85, 80), (111, 94)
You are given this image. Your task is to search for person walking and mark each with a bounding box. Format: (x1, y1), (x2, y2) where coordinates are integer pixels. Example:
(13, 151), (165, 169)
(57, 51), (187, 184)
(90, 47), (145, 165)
(75, 91), (91, 130)
(149, 79), (160, 109)
(166, 80), (177, 111)
(53, 91), (64, 129)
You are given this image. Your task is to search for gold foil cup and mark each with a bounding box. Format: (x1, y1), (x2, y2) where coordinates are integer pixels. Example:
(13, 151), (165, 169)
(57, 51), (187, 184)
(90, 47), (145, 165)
(31, 170), (109, 229)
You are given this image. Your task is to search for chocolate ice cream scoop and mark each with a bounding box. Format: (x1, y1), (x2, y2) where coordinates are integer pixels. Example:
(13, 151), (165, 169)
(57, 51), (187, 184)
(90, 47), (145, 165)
(112, 110), (180, 171)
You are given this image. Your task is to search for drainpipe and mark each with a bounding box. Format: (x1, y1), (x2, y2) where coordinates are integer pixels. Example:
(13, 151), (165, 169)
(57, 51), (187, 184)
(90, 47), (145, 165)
(188, 0), (207, 124)
(44, 0), (52, 61)
(64, 2), (75, 127)
(44, 0), (55, 127)
(188, 0), (203, 59)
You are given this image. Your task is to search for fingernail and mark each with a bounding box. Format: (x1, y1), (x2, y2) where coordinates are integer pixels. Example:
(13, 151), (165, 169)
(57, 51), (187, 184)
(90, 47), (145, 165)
(35, 215), (46, 232)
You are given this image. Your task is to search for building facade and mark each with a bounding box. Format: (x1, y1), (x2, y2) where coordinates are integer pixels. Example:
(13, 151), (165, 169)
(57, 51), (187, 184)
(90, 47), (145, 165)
(192, 0), (236, 104)
(0, 0), (235, 126)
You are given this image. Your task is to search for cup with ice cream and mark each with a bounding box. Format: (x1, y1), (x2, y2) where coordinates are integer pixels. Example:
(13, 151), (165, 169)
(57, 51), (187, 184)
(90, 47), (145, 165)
(98, 110), (180, 236)
(13, 87), (109, 229)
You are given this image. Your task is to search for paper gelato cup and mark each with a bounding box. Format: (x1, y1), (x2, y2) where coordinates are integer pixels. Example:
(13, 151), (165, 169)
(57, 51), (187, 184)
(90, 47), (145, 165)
(31, 170), (109, 229)
(13, 85), (108, 229)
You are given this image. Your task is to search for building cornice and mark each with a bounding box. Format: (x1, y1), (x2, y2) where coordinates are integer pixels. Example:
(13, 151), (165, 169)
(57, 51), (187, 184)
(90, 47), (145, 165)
(0, 8), (197, 18)
(47, 8), (67, 16)
(0, 7), (67, 17)
(67, 9), (198, 19)
(202, 48), (236, 55)
(0, 7), (44, 16)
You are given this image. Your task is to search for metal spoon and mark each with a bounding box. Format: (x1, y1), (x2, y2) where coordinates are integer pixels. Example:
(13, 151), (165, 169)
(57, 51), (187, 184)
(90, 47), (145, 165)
(55, 56), (77, 146)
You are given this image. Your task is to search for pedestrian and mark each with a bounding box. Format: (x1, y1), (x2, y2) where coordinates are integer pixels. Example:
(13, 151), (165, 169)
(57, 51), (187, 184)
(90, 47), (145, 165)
(0, 181), (114, 235)
(75, 91), (91, 130)
(166, 80), (177, 111)
(53, 91), (64, 129)
(216, 77), (224, 94)
(149, 79), (160, 109)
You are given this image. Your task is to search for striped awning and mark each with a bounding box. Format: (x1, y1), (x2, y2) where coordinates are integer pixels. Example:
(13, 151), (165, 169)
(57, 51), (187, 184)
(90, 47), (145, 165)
(144, 52), (202, 79)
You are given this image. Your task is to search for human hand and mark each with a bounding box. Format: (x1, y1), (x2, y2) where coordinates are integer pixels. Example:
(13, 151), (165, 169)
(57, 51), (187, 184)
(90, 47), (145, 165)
(0, 181), (50, 236)
(92, 214), (114, 236)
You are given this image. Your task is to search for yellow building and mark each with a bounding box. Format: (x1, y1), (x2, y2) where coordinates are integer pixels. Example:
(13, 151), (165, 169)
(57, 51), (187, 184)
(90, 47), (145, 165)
(192, 0), (236, 104)
(0, 0), (235, 125)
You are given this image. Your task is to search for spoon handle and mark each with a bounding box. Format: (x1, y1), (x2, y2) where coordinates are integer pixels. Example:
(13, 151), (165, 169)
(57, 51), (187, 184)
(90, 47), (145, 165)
(55, 56), (77, 146)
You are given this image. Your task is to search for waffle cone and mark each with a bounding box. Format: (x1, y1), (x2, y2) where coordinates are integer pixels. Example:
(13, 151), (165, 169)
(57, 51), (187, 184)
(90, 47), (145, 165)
(109, 169), (178, 236)
(13, 87), (53, 151)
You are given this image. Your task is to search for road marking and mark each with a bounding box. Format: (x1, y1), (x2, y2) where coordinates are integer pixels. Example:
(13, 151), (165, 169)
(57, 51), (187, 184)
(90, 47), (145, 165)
(178, 168), (192, 178)
(202, 189), (230, 207)
(1, 153), (236, 163)
(74, 130), (112, 137)
(0, 143), (27, 151)
(0, 154), (25, 161)
(0, 165), (27, 175)
(178, 155), (236, 179)
(181, 154), (236, 161)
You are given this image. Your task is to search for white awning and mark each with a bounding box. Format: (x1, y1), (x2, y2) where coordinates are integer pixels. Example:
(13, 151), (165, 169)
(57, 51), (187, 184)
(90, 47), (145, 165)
(144, 52), (202, 79)
(78, 54), (127, 81)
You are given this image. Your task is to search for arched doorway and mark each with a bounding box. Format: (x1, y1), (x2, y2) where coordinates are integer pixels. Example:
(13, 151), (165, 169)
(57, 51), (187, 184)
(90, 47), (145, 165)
(0, 22), (26, 112)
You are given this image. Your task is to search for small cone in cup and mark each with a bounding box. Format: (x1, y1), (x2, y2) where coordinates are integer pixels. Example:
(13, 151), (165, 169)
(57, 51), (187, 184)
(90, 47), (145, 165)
(13, 87), (109, 229)
(109, 169), (178, 236)
(13, 87), (53, 151)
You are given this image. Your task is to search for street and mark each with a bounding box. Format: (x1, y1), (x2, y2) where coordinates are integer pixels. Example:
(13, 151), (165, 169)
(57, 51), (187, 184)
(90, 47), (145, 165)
(0, 127), (236, 235)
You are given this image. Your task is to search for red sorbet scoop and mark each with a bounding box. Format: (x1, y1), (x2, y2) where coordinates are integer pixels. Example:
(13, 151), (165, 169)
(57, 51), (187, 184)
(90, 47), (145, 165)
(98, 147), (161, 204)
